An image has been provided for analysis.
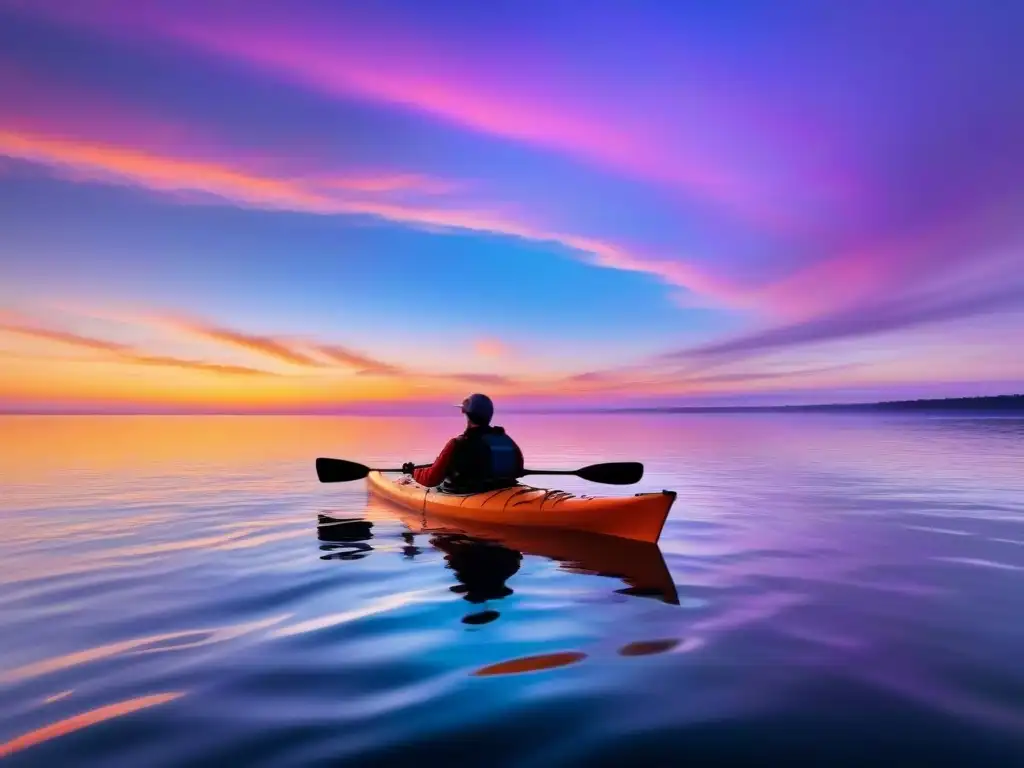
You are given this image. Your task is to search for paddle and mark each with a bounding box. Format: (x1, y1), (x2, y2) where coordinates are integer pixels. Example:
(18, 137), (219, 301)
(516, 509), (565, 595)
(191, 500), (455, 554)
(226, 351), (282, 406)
(315, 458), (644, 485)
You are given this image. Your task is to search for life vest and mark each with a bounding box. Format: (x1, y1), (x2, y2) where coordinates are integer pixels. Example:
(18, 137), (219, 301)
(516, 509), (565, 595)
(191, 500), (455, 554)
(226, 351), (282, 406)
(440, 425), (523, 494)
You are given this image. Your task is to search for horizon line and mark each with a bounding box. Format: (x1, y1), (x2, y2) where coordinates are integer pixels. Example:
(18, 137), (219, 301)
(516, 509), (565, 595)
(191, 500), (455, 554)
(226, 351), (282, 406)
(2, 393), (1022, 416)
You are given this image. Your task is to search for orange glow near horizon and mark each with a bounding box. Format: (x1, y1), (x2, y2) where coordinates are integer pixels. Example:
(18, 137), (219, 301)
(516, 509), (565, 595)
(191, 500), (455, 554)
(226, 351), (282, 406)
(2, 296), (1020, 413)
(0, 307), (535, 410)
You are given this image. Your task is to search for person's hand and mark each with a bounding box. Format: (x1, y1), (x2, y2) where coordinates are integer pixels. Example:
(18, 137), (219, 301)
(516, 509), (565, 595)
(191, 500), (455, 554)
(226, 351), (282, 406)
(402, 462), (416, 475)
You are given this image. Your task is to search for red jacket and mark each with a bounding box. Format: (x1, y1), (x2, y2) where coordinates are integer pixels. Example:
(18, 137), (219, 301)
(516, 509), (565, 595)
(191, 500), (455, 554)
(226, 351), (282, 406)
(412, 437), (460, 487)
(413, 428), (525, 487)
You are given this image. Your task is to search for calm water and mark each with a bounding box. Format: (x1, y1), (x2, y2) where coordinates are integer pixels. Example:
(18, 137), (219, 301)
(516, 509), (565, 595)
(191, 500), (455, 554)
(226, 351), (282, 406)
(1, 414), (1023, 765)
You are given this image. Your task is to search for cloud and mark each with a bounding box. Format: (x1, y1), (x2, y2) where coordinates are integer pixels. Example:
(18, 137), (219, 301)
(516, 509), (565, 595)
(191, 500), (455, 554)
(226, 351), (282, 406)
(3, 0), (1021, 336)
(561, 370), (622, 386)
(158, 317), (406, 375)
(170, 21), (743, 197)
(1, 309), (523, 390)
(547, 362), (852, 396)
(312, 345), (518, 386)
(314, 352), (518, 388)
(146, 311), (521, 386)
(311, 173), (460, 196)
(437, 372), (515, 387)
(7, 1), (792, 223)
(665, 281), (1024, 365)
(163, 317), (324, 367)
(0, 322), (126, 352)
(674, 364), (861, 387)
(311, 343), (404, 376)
(0, 127), (743, 307)
(0, 129), (332, 213)
(0, 320), (274, 376)
(123, 353), (269, 376)
(751, 206), (1024, 322)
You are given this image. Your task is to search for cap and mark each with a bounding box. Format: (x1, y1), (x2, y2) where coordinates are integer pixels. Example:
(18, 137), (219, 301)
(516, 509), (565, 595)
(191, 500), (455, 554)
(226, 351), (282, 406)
(455, 393), (494, 424)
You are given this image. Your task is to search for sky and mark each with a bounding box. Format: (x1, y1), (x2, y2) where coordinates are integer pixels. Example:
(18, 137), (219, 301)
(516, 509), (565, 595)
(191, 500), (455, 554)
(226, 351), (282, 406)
(0, 0), (1022, 412)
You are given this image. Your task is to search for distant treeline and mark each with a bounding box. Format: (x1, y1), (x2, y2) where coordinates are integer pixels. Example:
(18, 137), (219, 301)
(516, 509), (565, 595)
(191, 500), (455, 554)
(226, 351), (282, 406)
(866, 394), (1024, 411)
(602, 394), (1024, 414)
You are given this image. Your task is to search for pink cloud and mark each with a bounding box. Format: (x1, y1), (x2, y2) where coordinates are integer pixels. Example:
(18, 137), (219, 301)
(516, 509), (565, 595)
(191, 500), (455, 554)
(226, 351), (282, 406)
(163, 13), (1016, 329)
(160, 17), (819, 232)
(754, 204), (1024, 321)
(310, 344), (403, 376)
(0, 121), (754, 307)
(0, 6), (872, 318)
(310, 173), (460, 196)
(665, 280), (1024, 367)
(161, 317), (326, 368)
(0, 62), (227, 163)
(0, 321), (126, 353)
(2, 0), (843, 233)
(0, 317), (275, 376)
(5, 0), (1017, 357)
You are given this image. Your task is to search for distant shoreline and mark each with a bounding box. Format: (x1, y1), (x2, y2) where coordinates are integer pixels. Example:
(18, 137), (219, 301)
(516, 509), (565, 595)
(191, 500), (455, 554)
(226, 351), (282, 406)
(2, 394), (1023, 416)
(578, 393), (1024, 415)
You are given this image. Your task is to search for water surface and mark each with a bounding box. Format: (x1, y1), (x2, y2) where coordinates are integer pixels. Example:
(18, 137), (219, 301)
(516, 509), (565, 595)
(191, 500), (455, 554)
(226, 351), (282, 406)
(1, 414), (1023, 765)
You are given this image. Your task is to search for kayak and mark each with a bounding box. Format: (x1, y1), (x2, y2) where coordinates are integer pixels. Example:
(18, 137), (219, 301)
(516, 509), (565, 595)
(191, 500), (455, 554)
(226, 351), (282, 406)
(365, 471), (676, 543)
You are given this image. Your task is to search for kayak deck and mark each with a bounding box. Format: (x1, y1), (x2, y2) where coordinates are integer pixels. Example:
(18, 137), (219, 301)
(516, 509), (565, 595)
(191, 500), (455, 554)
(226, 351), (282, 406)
(365, 471), (676, 543)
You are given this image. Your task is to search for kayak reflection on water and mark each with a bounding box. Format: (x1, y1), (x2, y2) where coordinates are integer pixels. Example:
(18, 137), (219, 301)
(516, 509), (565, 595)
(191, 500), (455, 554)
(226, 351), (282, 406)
(400, 531), (422, 559)
(424, 527), (683, 625)
(431, 534), (522, 602)
(429, 533), (523, 625)
(316, 516), (374, 561)
(317, 513), (523, 624)
(316, 511), (680, 625)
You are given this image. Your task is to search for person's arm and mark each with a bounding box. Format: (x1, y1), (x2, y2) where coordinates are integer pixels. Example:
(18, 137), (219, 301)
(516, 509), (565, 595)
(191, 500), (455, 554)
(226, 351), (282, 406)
(413, 438), (458, 487)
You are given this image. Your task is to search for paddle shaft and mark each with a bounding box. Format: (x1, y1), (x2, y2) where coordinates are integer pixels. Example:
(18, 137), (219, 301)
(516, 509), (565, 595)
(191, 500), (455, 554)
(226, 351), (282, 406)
(372, 467), (595, 475)
(316, 457), (643, 485)
(364, 467), (576, 475)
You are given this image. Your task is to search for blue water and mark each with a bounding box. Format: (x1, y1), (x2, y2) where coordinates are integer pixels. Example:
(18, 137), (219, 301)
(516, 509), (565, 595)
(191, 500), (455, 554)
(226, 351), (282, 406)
(1, 414), (1022, 765)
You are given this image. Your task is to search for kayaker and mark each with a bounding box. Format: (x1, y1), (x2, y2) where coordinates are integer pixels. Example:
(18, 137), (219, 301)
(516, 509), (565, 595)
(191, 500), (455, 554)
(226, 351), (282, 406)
(402, 393), (525, 492)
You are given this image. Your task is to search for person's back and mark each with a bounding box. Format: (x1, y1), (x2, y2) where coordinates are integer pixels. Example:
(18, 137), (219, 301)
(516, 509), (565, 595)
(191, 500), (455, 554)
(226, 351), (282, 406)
(403, 394), (524, 493)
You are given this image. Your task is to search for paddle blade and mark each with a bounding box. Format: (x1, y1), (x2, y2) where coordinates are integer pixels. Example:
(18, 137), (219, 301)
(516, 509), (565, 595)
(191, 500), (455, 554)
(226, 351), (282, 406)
(576, 461), (644, 485)
(316, 458), (371, 483)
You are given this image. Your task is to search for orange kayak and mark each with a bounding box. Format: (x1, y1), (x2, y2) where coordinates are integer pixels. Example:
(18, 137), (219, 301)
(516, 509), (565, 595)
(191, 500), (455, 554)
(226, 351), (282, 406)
(365, 471), (676, 543)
